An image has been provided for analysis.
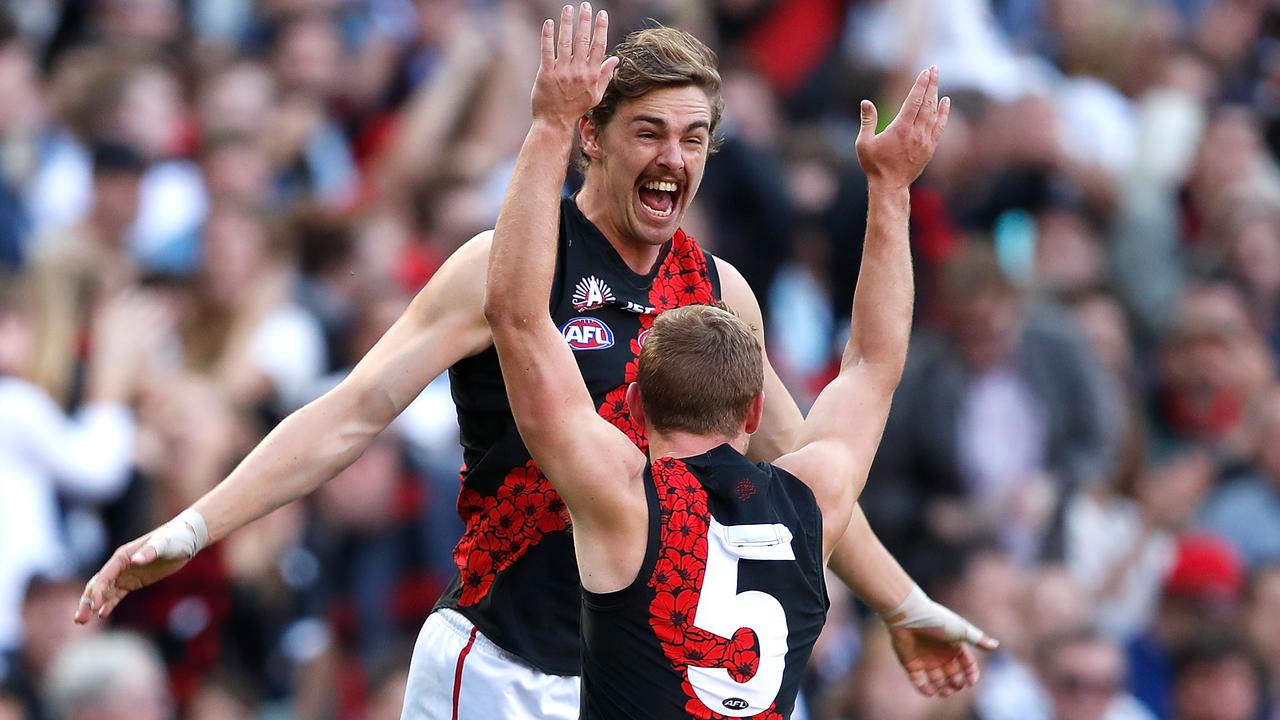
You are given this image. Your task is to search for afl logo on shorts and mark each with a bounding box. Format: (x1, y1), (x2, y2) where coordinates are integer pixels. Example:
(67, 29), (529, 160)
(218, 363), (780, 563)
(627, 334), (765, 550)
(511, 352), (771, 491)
(561, 317), (614, 351)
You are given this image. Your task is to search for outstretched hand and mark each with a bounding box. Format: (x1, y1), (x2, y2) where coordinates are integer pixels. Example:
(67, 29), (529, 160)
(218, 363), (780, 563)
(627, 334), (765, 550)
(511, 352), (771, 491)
(855, 66), (950, 190)
(532, 3), (619, 128)
(73, 534), (190, 624)
(881, 587), (1000, 697)
(889, 624), (1000, 698)
(73, 511), (207, 624)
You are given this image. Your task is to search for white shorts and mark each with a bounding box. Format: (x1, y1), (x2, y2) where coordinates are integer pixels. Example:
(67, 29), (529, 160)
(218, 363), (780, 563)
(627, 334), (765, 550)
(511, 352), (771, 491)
(401, 609), (582, 720)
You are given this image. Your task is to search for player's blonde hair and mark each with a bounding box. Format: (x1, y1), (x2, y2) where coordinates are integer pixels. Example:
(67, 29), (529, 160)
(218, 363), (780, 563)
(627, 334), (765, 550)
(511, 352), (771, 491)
(579, 27), (723, 168)
(636, 305), (762, 438)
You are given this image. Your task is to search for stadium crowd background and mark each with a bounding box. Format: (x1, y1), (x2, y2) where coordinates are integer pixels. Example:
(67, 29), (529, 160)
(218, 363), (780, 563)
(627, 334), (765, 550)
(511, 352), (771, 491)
(0, 0), (1279, 718)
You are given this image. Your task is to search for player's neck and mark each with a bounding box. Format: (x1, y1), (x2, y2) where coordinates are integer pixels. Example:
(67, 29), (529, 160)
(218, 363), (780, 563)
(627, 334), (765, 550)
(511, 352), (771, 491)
(575, 182), (665, 275)
(647, 429), (749, 462)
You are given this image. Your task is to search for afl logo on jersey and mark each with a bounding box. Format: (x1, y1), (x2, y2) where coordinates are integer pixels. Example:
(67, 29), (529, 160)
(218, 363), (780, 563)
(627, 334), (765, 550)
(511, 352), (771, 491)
(723, 698), (750, 711)
(561, 317), (615, 350)
(572, 275), (616, 311)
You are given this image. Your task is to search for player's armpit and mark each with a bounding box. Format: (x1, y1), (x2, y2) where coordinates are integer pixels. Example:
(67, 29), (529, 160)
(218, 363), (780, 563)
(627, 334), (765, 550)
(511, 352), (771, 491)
(773, 367), (896, 557)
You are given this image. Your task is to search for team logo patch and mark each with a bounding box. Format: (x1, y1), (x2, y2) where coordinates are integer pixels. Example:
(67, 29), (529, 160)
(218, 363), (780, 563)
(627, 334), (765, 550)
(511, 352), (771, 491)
(573, 275), (616, 311)
(561, 317), (615, 350)
(735, 478), (756, 501)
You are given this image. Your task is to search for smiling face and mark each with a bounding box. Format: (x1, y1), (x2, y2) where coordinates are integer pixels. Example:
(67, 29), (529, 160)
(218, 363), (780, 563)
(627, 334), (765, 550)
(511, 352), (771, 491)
(580, 85), (712, 247)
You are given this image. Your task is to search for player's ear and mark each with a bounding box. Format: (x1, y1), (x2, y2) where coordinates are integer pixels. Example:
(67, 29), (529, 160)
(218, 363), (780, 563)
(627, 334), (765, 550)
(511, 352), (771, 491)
(580, 116), (603, 163)
(743, 391), (765, 435)
(625, 382), (645, 427)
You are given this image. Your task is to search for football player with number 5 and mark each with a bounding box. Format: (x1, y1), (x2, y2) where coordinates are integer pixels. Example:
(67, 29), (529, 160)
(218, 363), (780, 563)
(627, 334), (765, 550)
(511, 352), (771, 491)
(485, 5), (970, 718)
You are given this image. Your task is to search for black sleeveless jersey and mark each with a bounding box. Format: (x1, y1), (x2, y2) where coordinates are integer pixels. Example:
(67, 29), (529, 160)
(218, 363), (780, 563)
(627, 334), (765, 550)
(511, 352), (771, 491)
(581, 446), (829, 719)
(436, 196), (722, 675)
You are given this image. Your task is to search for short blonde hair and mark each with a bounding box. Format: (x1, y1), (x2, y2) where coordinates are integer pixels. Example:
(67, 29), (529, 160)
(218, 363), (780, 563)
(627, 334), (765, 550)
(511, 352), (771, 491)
(636, 305), (762, 437)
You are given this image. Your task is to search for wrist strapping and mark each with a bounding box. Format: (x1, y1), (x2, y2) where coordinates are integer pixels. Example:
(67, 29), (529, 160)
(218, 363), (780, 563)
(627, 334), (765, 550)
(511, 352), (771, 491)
(878, 584), (984, 644)
(145, 508), (210, 560)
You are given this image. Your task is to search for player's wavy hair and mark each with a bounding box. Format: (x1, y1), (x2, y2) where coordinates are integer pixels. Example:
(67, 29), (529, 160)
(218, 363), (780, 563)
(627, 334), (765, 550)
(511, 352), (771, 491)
(636, 304), (762, 438)
(577, 26), (724, 170)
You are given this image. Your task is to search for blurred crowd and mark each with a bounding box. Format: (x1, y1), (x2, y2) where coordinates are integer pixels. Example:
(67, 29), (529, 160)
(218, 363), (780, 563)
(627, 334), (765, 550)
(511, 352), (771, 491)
(1, 0), (1279, 719)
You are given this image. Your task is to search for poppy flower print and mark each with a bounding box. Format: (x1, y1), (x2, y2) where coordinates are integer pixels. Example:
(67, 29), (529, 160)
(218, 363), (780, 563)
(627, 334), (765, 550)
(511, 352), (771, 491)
(452, 461), (570, 606)
(593, 229), (717, 452)
(646, 459), (783, 719)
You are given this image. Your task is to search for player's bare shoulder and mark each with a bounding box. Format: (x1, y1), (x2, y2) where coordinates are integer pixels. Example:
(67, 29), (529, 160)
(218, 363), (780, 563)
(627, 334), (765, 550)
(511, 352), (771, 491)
(773, 440), (858, 556)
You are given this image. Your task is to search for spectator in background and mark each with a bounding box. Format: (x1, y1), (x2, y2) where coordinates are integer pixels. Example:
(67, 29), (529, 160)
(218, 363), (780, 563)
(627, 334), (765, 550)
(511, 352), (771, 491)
(186, 674), (256, 720)
(944, 549), (1039, 720)
(0, 274), (160, 655)
(1064, 446), (1209, 642)
(1244, 564), (1280, 719)
(28, 48), (205, 264)
(0, 575), (96, 719)
(1032, 202), (1109, 299)
(1216, 195), (1280, 358)
(1149, 281), (1274, 465)
(1059, 286), (1210, 641)
(1199, 387), (1280, 569)
(43, 632), (171, 720)
(866, 243), (1119, 573)
(0, 687), (20, 720)
(264, 12), (358, 207)
(26, 142), (147, 408)
(1036, 629), (1154, 720)
(181, 202), (326, 414)
(1066, 288), (1136, 389)
(0, 14), (42, 269)
(1127, 534), (1245, 719)
(1171, 635), (1263, 720)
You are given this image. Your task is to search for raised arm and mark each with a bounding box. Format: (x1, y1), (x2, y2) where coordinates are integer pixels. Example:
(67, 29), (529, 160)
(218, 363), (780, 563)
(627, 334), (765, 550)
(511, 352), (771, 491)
(714, 257), (803, 464)
(482, 4), (646, 574)
(75, 235), (493, 624)
(774, 67), (947, 556)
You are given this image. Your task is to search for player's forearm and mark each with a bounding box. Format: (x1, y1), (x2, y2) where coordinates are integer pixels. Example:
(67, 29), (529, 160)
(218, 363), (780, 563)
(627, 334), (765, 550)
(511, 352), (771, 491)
(841, 182), (913, 376)
(484, 119), (576, 327)
(189, 386), (380, 544)
(827, 504), (914, 613)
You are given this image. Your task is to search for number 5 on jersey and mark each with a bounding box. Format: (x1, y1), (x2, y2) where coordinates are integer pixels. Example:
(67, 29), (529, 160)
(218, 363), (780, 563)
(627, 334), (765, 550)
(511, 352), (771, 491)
(688, 519), (794, 716)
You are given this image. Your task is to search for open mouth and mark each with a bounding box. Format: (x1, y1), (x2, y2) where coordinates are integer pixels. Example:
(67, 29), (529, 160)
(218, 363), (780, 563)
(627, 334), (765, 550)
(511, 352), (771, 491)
(638, 179), (679, 220)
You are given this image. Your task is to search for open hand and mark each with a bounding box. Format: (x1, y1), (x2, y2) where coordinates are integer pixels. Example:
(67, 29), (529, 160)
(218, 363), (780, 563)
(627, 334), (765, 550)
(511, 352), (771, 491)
(72, 513), (206, 624)
(855, 66), (951, 190)
(889, 622), (999, 697)
(881, 586), (1000, 697)
(531, 3), (619, 128)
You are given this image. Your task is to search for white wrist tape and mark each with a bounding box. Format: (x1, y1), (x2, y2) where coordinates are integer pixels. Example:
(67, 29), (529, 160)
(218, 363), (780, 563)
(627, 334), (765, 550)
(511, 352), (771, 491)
(878, 584), (985, 645)
(143, 509), (210, 560)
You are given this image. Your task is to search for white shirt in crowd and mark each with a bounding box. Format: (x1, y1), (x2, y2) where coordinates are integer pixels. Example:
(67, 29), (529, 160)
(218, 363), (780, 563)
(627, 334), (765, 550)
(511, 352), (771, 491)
(0, 377), (135, 651)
